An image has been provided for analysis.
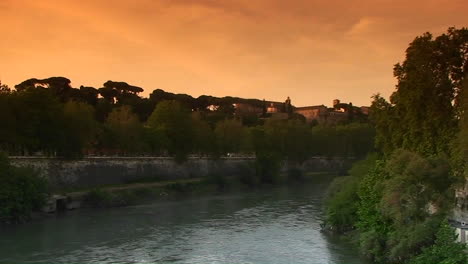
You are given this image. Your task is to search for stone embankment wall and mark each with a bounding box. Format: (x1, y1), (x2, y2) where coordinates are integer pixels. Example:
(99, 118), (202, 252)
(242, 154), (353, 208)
(10, 156), (354, 189)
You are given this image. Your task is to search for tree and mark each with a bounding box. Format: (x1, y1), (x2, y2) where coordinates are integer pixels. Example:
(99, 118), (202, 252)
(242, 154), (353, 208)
(104, 106), (144, 155)
(15, 77), (74, 102)
(0, 84), (16, 153)
(59, 101), (99, 157)
(284, 120), (310, 163)
(452, 76), (468, 180)
(147, 100), (193, 161)
(377, 28), (468, 156)
(191, 112), (216, 156)
(98, 80), (144, 104)
(10, 87), (65, 155)
(214, 119), (247, 155)
(0, 81), (10, 93)
(78, 86), (99, 106)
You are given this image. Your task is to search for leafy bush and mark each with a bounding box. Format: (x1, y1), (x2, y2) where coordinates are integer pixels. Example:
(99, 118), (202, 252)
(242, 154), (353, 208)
(353, 150), (461, 263)
(325, 176), (359, 232)
(0, 154), (48, 224)
(409, 220), (467, 264)
(324, 154), (377, 232)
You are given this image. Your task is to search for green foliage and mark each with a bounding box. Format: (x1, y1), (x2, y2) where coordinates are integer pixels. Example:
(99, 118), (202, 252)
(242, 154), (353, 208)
(386, 217), (441, 262)
(0, 154), (48, 224)
(372, 28), (468, 156)
(147, 100), (193, 161)
(214, 119), (248, 155)
(104, 105), (145, 154)
(451, 76), (468, 180)
(325, 175), (360, 232)
(60, 101), (99, 157)
(357, 160), (389, 234)
(1, 76), (376, 161)
(381, 150), (456, 225)
(324, 27), (468, 264)
(326, 151), (461, 263)
(283, 120), (311, 163)
(325, 154), (378, 232)
(191, 112), (216, 155)
(262, 119), (311, 162)
(249, 126), (283, 184)
(6, 87), (65, 155)
(355, 151), (460, 263)
(409, 220), (467, 264)
(311, 123), (375, 158)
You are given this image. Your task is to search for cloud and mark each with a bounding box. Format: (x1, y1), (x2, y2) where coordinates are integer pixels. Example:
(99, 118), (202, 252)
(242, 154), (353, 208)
(1, 0), (467, 106)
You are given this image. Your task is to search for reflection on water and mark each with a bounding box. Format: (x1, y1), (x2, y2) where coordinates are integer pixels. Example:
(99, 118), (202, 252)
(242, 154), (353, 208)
(0, 179), (364, 264)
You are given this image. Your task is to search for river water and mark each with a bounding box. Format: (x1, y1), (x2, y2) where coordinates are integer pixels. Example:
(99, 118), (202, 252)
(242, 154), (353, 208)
(0, 179), (365, 264)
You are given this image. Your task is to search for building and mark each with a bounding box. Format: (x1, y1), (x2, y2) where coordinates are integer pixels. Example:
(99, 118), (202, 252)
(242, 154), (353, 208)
(293, 99), (368, 124)
(230, 97), (369, 124)
(294, 105), (328, 123)
(233, 103), (263, 115)
(453, 221), (468, 244)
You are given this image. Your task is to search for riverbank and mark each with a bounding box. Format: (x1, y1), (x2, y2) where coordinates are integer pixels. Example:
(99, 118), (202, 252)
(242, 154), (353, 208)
(2, 153), (350, 225)
(39, 171), (335, 216)
(10, 156), (354, 190)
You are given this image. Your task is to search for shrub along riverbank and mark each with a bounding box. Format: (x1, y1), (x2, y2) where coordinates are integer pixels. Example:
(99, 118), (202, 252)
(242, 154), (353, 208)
(0, 154), (48, 224)
(0, 149), (333, 223)
(70, 166), (324, 209)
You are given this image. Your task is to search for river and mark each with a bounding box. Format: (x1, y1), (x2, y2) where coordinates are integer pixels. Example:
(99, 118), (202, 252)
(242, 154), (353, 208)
(0, 178), (365, 264)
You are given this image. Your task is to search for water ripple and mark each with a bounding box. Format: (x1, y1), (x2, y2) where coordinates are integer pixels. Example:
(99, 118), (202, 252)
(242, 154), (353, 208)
(0, 182), (365, 264)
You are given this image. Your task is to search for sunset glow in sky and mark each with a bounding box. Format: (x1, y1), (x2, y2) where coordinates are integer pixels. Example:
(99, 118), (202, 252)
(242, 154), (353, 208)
(1, 0), (467, 106)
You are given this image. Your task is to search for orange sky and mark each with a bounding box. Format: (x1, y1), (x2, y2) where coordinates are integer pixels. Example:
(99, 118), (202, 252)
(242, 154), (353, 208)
(1, 0), (467, 106)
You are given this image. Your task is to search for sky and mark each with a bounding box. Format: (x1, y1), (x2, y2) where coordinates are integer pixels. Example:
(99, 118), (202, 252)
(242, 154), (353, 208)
(1, 0), (467, 107)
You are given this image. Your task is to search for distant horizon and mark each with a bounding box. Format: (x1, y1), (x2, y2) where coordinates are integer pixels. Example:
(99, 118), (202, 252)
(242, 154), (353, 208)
(0, 75), (379, 107)
(3, 76), (372, 108)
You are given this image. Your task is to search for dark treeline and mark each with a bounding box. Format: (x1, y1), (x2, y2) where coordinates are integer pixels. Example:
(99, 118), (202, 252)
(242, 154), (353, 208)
(325, 27), (468, 264)
(0, 75), (374, 224)
(0, 78), (374, 162)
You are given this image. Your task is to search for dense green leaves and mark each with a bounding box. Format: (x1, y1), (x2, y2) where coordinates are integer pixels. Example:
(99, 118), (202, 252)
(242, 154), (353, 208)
(326, 27), (468, 264)
(409, 220), (467, 264)
(215, 119), (248, 155)
(372, 28), (468, 156)
(0, 154), (48, 224)
(104, 106), (145, 155)
(60, 101), (99, 157)
(147, 101), (194, 161)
